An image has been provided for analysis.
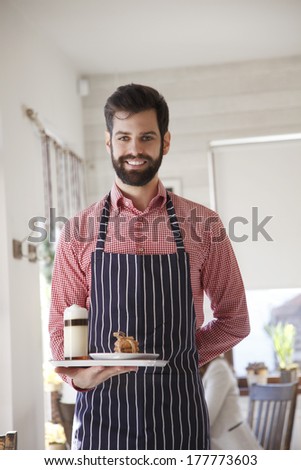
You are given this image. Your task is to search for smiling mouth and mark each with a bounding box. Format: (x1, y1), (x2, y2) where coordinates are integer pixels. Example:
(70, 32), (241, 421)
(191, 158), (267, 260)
(125, 159), (146, 167)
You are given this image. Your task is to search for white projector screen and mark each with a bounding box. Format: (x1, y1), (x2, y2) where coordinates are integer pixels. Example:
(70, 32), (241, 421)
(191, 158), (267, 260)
(210, 138), (301, 290)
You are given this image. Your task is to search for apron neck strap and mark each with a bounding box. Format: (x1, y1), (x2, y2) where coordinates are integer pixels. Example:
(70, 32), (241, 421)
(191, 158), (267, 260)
(166, 193), (185, 251)
(96, 192), (185, 252)
(96, 194), (110, 252)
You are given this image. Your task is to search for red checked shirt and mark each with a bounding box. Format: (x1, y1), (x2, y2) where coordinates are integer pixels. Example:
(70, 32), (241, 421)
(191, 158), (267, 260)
(49, 180), (250, 382)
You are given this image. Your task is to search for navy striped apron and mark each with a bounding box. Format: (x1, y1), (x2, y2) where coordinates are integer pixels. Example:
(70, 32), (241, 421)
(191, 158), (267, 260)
(72, 193), (210, 450)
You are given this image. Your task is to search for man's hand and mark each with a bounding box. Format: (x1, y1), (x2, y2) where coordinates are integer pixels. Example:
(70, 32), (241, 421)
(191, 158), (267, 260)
(55, 365), (137, 390)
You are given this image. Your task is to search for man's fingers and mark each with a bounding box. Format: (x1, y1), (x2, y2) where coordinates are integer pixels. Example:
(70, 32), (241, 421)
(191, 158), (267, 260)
(98, 366), (137, 381)
(54, 365), (137, 389)
(54, 365), (98, 376)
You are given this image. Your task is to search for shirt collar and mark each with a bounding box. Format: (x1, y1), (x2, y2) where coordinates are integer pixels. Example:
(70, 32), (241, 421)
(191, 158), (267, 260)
(110, 180), (167, 213)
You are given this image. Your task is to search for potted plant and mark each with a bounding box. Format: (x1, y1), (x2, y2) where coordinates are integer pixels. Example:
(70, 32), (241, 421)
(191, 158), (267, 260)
(264, 321), (298, 382)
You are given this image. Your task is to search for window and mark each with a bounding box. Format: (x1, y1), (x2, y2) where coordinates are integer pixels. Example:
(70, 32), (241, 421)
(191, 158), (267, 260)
(234, 288), (301, 376)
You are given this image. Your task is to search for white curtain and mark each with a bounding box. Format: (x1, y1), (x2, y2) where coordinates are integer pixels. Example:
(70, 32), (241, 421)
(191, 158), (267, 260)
(40, 132), (86, 227)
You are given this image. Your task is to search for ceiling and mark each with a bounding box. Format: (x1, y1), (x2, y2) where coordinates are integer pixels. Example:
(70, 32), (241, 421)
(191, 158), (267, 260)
(10, 0), (301, 75)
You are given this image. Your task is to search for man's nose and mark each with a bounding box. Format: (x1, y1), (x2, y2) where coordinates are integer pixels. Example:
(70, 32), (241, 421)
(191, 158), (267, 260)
(128, 139), (143, 156)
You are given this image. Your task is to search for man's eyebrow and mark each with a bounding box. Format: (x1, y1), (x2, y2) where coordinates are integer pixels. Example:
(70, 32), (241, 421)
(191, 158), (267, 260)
(114, 130), (159, 136)
(141, 131), (158, 136)
(115, 131), (131, 135)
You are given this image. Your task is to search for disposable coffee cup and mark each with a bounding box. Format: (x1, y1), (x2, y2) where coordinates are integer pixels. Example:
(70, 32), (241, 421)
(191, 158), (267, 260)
(64, 305), (88, 360)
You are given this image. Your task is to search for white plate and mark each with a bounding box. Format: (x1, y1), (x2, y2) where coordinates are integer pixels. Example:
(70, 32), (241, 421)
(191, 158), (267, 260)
(50, 359), (167, 368)
(90, 352), (159, 360)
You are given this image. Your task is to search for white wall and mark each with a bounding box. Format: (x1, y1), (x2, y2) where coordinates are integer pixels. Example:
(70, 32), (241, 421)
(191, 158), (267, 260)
(0, 1), (84, 449)
(82, 56), (301, 206)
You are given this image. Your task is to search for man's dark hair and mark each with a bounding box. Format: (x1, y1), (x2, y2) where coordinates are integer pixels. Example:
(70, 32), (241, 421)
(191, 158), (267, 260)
(104, 83), (169, 139)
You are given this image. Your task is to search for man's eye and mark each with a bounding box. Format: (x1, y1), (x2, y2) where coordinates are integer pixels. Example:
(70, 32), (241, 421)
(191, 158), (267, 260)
(142, 135), (153, 141)
(118, 136), (129, 141)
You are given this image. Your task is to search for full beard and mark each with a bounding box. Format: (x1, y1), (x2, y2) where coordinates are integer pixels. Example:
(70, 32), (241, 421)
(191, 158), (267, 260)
(111, 149), (163, 187)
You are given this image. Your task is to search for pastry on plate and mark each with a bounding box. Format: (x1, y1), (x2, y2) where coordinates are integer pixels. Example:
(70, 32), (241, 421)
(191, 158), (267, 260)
(113, 331), (139, 353)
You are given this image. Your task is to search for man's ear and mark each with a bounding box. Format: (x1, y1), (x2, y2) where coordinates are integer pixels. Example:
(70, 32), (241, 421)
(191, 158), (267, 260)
(105, 131), (111, 155)
(162, 131), (171, 155)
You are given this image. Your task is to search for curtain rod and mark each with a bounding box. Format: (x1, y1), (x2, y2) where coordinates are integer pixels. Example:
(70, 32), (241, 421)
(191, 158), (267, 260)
(23, 105), (82, 161)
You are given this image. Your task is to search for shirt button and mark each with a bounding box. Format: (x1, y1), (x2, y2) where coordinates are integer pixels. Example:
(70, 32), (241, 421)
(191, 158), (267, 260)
(138, 247), (144, 253)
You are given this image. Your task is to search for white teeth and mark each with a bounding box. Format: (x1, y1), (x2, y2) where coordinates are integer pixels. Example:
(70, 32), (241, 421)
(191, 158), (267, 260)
(126, 160), (144, 166)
